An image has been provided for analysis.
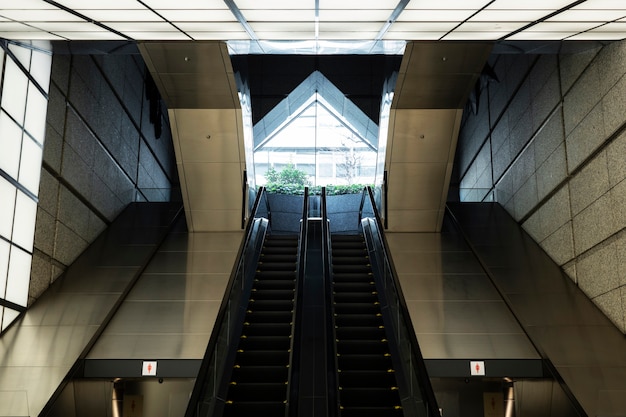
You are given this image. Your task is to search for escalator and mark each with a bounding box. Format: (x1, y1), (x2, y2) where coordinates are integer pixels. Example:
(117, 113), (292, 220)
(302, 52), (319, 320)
(331, 233), (403, 417)
(223, 234), (299, 417)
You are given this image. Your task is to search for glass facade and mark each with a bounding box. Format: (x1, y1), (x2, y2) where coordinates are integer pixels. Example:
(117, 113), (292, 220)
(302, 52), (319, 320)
(0, 42), (51, 331)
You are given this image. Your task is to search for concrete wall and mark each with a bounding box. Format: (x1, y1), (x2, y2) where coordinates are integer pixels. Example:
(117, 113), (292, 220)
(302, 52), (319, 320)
(455, 40), (626, 333)
(31, 52), (178, 304)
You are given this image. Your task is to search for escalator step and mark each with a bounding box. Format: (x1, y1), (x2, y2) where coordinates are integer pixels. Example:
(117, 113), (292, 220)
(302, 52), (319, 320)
(245, 310), (293, 323)
(257, 262), (297, 271)
(227, 382), (287, 401)
(337, 354), (393, 370)
(336, 326), (386, 340)
(332, 256), (370, 265)
(231, 365), (288, 383)
(333, 292), (378, 303)
(333, 264), (372, 273)
(250, 289), (295, 300)
(334, 302), (380, 315)
(332, 248), (368, 257)
(339, 387), (401, 407)
(332, 272), (373, 282)
(334, 282), (375, 292)
(243, 322), (292, 336)
(255, 270), (296, 279)
(235, 350), (289, 366)
(338, 370), (397, 387)
(223, 401), (285, 417)
(254, 279), (296, 290)
(339, 406), (403, 417)
(260, 254), (297, 262)
(239, 336), (291, 351)
(334, 313), (384, 327)
(337, 339), (389, 355)
(249, 299), (293, 311)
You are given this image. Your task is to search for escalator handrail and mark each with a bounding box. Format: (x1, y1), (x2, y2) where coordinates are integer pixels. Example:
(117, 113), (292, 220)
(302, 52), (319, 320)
(185, 187), (269, 417)
(286, 187), (309, 417)
(361, 186), (441, 417)
(321, 187), (339, 417)
(357, 185), (368, 226)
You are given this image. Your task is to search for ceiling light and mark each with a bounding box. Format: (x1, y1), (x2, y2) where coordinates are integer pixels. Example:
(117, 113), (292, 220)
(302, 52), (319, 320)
(0, 10), (85, 21)
(55, 0), (145, 9)
(397, 10), (479, 21)
(485, 0), (574, 9)
(405, 0), (491, 8)
(156, 10), (237, 22)
(470, 10), (554, 22)
(76, 9), (163, 22)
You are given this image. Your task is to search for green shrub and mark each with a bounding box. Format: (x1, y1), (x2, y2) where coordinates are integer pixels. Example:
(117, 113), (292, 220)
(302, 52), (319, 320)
(264, 165), (371, 195)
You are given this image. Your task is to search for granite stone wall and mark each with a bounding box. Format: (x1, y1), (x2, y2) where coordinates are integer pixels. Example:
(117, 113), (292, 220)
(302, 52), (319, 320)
(455, 40), (626, 333)
(31, 52), (178, 304)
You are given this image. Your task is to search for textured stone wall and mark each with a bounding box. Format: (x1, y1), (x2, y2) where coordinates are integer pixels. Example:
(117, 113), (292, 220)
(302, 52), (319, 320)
(31, 52), (178, 304)
(455, 40), (626, 333)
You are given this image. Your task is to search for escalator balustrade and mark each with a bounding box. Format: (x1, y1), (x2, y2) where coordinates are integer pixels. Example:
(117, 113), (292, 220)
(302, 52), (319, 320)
(331, 234), (403, 417)
(224, 234), (299, 417)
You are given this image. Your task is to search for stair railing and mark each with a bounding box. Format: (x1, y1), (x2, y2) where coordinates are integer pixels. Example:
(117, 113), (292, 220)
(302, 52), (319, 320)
(286, 187), (309, 417)
(185, 187), (270, 417)
(321, 187), (340, 417)
(359, 186), (441, 417)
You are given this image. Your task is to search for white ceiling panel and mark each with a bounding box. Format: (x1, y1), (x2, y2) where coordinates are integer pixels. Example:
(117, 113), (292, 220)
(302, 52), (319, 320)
(317, 31), (381, 40)
(52, 31), (126, 40)
(0, 31), (62, 40)
(25, 22), (108, 32)
(0, 0), (56, 9)
(319, 0), (398, 9)
(486, 0), (574, 9)
(451, 21), (528, 32)
(574, 0), (626, 8)
(384, 31), (446, 40)
(525, 21), (605, 32)
(54, 0), (146, 9)
(0, 22), (39, 31)
(470, 10), (552, 22)
(569, 30), (626, 40)
(318, 9), (393, 21)
(77, 9), (164, 22)
(0, 10), (85, 21)
(157, 10), (239, 22)
(243, 9), (315, 22)
(0, 0), (622, 41)
(104, 22), (179, 32)
(124, 31), (190, 40)
(249, 22), (315, 32)
(320, 22), (384, 32)
(405, 0), (491, 9)
(506, 31), (575, 40)
(390, 22), (460, 32)
(548, 10), (626, 22)
(188, 31), (250, 40)
(398, 10), (478, 21)
(443, 30), (511, 40)
(236, 0), (314, 10)
(143, 0), (226, 8)
(176, 22), (247, 32)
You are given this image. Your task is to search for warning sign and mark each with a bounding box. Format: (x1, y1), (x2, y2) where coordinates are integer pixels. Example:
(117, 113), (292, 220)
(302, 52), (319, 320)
(142, 361), (157, 376)
(470, 361), (485, 376)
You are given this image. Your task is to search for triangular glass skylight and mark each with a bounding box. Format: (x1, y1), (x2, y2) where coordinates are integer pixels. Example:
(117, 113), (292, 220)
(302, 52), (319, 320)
(253, 71), (379, 187)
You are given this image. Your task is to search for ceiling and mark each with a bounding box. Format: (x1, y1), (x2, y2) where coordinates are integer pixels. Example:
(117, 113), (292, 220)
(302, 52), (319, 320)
(0, 0), (625, 44)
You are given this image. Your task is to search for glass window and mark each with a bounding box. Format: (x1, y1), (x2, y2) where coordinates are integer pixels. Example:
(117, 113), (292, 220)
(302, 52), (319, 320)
(18, 136), (43, 196)
(6, 246), (31, 306)
(0, 177), (16, 240)
(25, 83), (48, 145)
(0, 111), (24, 179)
(12, 190), (37, 252)
(1, 60), (28, 125)
(0, 239), (9, 298)
(29, 50), (52, 93)
(8, 44), (31, 71)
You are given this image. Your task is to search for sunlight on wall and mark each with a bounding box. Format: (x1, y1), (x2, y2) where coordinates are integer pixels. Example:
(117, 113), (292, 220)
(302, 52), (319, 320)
(0, 42), (51, 332)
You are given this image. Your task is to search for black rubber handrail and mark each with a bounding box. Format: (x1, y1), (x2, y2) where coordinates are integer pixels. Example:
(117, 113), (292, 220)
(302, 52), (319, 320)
(287, 188), (309, 417)
(361, 186), (441, 417)
(185, 187), (269, 417)
(320, 187), (339, 417)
